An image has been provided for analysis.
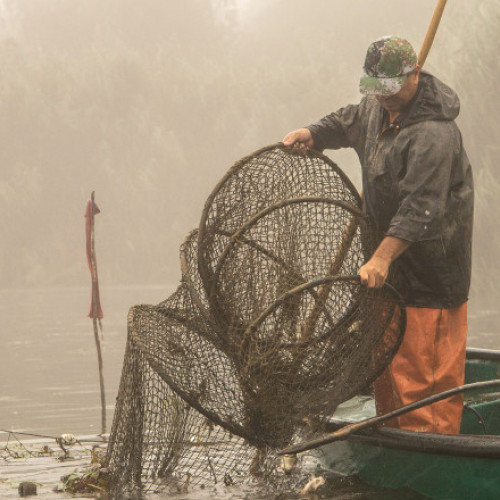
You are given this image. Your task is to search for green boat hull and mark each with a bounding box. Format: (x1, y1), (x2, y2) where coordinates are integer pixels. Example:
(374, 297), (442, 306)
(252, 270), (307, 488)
(323, 348), (500, 500)
(324, 438), (500, 499)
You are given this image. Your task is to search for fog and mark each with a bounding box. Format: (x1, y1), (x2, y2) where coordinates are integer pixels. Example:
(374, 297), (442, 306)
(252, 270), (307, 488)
(0, 0), (498, 314)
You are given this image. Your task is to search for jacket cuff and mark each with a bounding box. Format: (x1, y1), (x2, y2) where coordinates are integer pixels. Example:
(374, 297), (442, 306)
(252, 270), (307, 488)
(386, 218), (440, 242)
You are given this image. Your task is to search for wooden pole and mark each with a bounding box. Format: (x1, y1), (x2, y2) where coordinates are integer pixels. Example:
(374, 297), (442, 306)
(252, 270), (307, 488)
(299, 215), (359, 341)
(418, 0), (448, 67)
(89, 191), (106, 436)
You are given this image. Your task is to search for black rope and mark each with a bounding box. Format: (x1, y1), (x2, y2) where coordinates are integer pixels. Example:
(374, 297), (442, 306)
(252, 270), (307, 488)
(463, 404), (487, 434)
(1, 429), (57, 440)
(0, 429), (107, 443)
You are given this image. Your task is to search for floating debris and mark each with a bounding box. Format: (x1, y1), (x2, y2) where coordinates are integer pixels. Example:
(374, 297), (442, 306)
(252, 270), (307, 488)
(60, 464), (110, 495)
(18, 481), (37, 497)
(90, 445), (107, 465)
(300, 475), (326, 495)
(1, 433), (108, 498)
(56, 433), (79, 458)
(281, 453), (298, 475)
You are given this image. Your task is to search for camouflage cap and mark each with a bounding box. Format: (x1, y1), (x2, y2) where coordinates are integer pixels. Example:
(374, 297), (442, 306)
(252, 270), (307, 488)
(359, 36), (418, 96)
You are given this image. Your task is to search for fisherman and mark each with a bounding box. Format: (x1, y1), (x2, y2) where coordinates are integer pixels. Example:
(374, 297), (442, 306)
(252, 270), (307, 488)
(283, 35), (474, 434)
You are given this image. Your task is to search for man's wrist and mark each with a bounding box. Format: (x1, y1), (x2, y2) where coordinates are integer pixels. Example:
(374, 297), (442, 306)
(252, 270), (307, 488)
(373, 236), (411, 264)
(370, 253), (392, 266)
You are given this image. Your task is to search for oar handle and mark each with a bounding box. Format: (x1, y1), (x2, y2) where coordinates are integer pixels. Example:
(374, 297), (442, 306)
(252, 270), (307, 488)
(278, 379), (500, 455)
(418, 0), (448, 67)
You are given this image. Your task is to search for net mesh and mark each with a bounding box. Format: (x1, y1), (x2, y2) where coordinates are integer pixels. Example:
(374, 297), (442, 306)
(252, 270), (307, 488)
(106, 144), (405, 492)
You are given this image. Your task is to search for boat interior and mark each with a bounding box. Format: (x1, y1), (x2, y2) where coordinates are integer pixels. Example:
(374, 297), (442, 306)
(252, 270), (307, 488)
(326, 348), (500, 458)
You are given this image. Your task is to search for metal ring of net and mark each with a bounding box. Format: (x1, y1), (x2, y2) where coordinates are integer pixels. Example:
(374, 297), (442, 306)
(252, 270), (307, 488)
(106, 143), (406, 492)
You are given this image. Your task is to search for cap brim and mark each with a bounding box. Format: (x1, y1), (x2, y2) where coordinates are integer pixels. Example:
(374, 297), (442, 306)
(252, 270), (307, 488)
(359, 72), (406, 96)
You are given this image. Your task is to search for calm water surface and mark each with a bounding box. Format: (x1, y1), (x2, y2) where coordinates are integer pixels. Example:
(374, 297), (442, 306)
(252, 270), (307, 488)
(0, 285), (172, 441)
(0, 285), (498, 499)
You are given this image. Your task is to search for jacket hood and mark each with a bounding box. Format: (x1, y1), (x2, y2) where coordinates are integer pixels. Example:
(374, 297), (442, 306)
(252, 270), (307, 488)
(403, 71), (460, 126)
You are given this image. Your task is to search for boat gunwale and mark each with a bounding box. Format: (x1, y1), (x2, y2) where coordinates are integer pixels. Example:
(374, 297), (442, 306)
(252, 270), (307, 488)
(466, 347), (500, 362)
(325, 419), (500, 459)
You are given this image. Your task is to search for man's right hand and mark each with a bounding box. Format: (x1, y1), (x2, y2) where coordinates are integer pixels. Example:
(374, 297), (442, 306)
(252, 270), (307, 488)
(282, 128), (314, 151)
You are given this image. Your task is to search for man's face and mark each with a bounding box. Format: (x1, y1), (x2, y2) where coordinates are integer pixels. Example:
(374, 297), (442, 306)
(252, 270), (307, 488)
(376, 67), (420, 115)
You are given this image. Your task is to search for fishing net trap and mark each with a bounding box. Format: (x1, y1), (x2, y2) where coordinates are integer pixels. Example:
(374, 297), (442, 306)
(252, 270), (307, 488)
(106, 143), (405, 493)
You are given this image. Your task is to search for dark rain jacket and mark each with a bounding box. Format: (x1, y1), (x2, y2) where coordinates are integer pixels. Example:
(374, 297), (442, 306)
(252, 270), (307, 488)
(307, 71), (474, 309)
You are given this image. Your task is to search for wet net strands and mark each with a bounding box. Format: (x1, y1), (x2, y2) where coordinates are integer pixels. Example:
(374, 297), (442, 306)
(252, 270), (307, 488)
(106, 144), (405, 493)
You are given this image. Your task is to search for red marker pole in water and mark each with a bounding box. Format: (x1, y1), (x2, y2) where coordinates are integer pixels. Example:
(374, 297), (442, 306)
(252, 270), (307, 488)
(85, 191), (106, 436)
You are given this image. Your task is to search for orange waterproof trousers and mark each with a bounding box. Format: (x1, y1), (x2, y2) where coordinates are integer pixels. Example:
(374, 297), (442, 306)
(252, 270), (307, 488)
(373, 303), (467, 434)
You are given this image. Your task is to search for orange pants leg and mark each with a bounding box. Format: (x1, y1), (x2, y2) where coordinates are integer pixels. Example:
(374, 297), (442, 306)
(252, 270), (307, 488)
(373, 303), (467, 434)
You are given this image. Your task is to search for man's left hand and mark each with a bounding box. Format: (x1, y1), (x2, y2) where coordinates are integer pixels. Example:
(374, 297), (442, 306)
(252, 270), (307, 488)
(359, 236), (411, 288)
(359, 256), (391, 288)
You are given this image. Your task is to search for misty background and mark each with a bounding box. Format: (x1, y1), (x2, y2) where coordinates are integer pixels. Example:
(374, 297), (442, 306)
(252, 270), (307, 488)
(0, 0), (499, 455)
(0, 1), (498, 315)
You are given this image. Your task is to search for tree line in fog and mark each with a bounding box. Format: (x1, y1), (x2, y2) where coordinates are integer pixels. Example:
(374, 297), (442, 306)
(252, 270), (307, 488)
(0, 0), (498, 312)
